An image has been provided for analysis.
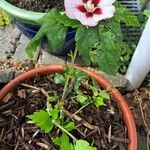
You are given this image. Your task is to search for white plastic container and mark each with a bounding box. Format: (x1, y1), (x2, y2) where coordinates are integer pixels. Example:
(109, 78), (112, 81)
(125, 18), (150, 90)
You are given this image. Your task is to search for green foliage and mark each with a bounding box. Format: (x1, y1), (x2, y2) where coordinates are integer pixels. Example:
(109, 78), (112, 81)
(91, 16), (134, 74)
(64, 122), (76, 132)
(90, 85), (110, 107)
(144, 9), (150, 17)
(53, 134), (96, 150)
(54, 73), (66, 84)
(27, 66), (112, 149)
(114, 2), (140, 26)
(52, 133), (74, 150)
(0, 10), (11, 27)
(75, 140), (96, 150)
(25, 2), (139, 75)
(76, 93), (88, 104)
(54, 67), (88, 95)
(27, 110), (53, 133)
(93, 91), (110, 107)
(75, 26), (100, 65)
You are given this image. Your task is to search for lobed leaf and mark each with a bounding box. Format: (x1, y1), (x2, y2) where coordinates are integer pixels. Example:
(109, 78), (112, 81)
(64, 122), (76, 132)
(52, 133), (74, 150)
(54, 73), (66, 84)
(27, 110), (53, 133)
(75, 26), (100, 65)
(144, 9), (150, 17)
(115, 2), (140, 27)
(75, 140), (96, 150)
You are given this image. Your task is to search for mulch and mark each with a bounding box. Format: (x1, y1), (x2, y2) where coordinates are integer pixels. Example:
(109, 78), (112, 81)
(0, 74), (128, 150)
(8, 0), (64, 12)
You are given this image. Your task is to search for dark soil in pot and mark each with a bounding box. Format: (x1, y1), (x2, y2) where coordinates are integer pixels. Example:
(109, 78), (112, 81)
(8, 0), (64, 12)
(123, 87), (150, 150)
(0, 74), (128, 150)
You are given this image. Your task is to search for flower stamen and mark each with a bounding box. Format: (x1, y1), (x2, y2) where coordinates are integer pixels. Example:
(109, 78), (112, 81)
(84, 0), (96, 13)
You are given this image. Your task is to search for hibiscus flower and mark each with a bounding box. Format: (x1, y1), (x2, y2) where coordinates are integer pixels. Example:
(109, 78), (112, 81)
(65, 0), (116, 26)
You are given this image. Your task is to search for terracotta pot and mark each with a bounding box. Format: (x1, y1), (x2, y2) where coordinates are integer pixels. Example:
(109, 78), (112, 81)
(0, 64), (137, 150)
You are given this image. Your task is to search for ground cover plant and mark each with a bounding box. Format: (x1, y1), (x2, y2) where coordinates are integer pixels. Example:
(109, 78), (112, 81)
(0, 10), (11, 27)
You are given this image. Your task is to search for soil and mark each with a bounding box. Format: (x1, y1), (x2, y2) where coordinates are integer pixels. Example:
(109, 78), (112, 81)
(123, 87), (150, 150)
(0, 74), (128, 150)
(8, 0), (64, 12)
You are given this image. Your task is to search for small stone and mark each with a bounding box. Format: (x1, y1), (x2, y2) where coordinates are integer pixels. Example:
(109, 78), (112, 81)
(13, 34), (30, 61)
(0, 27), (20, 61)
(41, 50), (66, 64)
(101, 72), (127, 88)
(0, 70), (15, 83)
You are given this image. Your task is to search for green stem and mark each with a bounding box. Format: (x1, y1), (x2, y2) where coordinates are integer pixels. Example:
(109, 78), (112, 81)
(61, 48), (78, 102)
(52, 120), (77, 141)
(65, 102), (91, 123)
(73, 102), (91, 115)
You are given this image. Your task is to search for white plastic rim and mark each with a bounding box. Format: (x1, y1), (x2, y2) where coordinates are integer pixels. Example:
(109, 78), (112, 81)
(126, 17), (150, 90)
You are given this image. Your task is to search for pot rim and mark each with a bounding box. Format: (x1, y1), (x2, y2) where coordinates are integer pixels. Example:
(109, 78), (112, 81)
(0, 64), (137, 150)
(0, 0), (45, 22)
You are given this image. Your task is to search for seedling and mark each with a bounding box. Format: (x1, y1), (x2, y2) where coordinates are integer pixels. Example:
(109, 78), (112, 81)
(27, 65), (110, 149)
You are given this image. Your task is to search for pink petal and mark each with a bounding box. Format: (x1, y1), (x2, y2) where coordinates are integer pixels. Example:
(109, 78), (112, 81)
(100, 5), (115, 19)
(91, 6), (115, 25)
(64, 0), (83, 19)
(98, 0), (115, 7)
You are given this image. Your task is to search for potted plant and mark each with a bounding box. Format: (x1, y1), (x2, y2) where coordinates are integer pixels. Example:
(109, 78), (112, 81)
(0, 0), (139, 64)
(0, 64), (137, 150)
(0, 1), (139, 149)
(0, 0), (76, 55)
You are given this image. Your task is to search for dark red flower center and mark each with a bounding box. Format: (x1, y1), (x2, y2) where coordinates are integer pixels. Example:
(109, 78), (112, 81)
(77, 0), (102, 18)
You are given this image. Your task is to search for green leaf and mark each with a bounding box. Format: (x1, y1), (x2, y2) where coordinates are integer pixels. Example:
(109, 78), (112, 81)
(26, 9), (69, 59)
(99, 91), (110, 100)
(74, 81), (80, 94)
(106, 19), (123, 40)
(46, 23), (68, 51)
(92, 79), (99, 89)
(54, 73), (65, 84)
(75, 70), (88, 81)
(115, 2), (140, 26)
(74, 70), (88, 93)
(144, 9), (150, 17)
(75, 140), (96, 150)
(48, 96), (57, 102)
(50, 106), (60, 120)
(76, 93), (88, 104)
(27, 110), (53, 133)
(37, 9), (81, 28)
(93, 96), (106, 107)
(75, 26), (100, 65)
(92, 27), (121, 75)
(58, 14), (81, 28)
(26, 24), (46, 58)
(52, 137), (61, 145)
(53, 133), (74, 150)
(37, 9), (60, 25)
(64, 122), (76, 132)
(93, 91), (109, 107)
